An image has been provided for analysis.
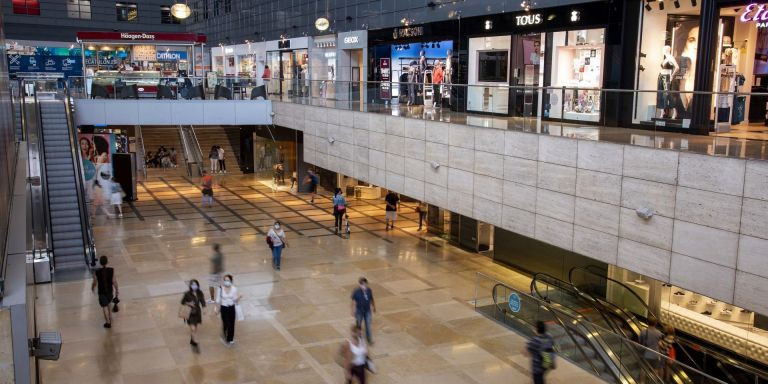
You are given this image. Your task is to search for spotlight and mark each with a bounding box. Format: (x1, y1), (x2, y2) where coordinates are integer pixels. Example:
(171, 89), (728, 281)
(484, 19), (493, 30)
(570, 10), (580, 22)
(659, 0), (664, 10)
(645, 1), (652, 11)
(673, 0), (680, 8)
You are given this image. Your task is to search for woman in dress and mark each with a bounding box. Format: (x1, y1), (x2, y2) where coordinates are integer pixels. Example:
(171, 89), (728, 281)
(181, 279), (206, 353)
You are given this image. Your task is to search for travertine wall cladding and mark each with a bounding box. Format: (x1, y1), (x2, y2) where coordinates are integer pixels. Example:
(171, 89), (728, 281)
(273, 102), (768, 314)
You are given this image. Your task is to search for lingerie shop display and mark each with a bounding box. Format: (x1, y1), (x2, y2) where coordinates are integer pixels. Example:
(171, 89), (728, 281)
(656, 46), (679, 119)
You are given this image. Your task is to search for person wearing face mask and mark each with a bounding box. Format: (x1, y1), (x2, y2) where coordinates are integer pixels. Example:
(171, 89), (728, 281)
(215, 274), (242, 346)
(266, 221), (287, 270)
(181, 279), (206, 353)
(350, 277), (376, 344)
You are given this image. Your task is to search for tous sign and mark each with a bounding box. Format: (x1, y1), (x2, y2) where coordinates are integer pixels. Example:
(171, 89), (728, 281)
(740, 3), (768, 25)
(515, 13), (542, 26)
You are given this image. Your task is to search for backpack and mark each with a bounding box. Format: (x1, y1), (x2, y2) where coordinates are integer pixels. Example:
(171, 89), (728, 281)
(539, 336), (556, 370)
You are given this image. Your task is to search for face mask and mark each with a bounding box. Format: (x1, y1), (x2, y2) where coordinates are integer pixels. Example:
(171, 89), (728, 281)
(274, 224), (280, 229)
(223, 280), (232, 287)
(190, 283), (199, 291)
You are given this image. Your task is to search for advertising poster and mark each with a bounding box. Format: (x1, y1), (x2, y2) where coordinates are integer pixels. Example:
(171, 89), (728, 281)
(78, 133), (115, 205)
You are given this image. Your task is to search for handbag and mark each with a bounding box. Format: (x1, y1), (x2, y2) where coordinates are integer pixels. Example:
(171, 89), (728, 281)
(178, 304), (192, 320)
(235, 304), (245, 321)
(337, 204), (346, 211)
(112, 296), (120, 313)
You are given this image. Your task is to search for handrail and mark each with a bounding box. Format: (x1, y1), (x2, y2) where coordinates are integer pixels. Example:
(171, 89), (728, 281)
(31, 82), (53, 260)
(135, 125), (147, 180)
(188, 126), (204, 176)
(677, 337), (768, 381)
(478, 272), (726, 384)
(178, 126), (192, 177)
(61, 81), (96, 267)
(490, 282), (609, 380)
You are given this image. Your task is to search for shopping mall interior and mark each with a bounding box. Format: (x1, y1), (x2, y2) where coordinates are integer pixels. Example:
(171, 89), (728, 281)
(2, 1), (768, 384)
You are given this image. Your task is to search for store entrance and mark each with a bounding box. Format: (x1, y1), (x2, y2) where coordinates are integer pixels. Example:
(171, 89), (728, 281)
(510, 33), (544, 119)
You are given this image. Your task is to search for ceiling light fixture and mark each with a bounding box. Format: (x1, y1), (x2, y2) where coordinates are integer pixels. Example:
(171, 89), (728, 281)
(673, 0), (680, 8)
(659, 0), (665, 10)
(645, 1), (652, 11)
(691, 0), (696, 6)
(170, 2), (191, 19)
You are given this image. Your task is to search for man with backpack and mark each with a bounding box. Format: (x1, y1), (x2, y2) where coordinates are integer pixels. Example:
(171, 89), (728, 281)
(526, 321), (556, 384)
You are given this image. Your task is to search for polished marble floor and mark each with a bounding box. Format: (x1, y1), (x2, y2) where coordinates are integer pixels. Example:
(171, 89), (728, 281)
(36, 174), (603, 384)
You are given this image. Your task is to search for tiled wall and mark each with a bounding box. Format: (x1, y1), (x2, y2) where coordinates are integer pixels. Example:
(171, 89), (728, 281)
(273, 102), (768, 315)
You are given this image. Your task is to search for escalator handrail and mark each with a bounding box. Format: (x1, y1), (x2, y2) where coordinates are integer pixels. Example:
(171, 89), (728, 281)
(569, 266), (660, 322)
(676, 337), (768, 381)
(61, 80), (96, 267)
(490, 282), (612, 381)
(484, 273), (727, 384)
(30, 81), (54, 257)
(136, 125), (147, 180)
(177, 126), (191, 178)
(188, 126), (204, 176)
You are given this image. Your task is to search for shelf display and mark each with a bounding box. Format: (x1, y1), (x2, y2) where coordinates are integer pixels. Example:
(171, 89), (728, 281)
(556, 44), (603, 122)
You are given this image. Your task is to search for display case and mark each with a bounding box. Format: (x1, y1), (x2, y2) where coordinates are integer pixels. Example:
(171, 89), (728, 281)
(93, 70), (166, 97)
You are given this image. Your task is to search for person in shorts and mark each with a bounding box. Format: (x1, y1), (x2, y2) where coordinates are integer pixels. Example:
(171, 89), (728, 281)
(201, 170), (214, 207)
(208, 243), (224, 303)
(305, 170), (319, 204)
(384, 191), (399, 230)
(91, 255), (118, 328)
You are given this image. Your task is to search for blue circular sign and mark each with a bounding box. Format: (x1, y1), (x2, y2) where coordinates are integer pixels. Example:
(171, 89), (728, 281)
(508, 292), (521, 313)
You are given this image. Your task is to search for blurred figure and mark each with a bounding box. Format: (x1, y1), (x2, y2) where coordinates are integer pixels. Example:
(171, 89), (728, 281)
(200, 170), (214, 207)
(350, 277), (376, 344)
(342, 325), (369, 384)
(208, 243), (224, 303)
(526, 321), (556, 384)
(91, 255), (118, 328)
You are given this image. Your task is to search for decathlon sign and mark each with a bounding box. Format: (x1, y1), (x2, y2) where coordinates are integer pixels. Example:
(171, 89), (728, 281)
(156, 51), (187, 61)
(516, 13), (542, 26)
(740, 3), (768, 27)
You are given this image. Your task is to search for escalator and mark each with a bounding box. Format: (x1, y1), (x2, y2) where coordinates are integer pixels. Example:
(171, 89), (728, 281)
(32, 83), (96, 270)
(569, 266), (768, 384)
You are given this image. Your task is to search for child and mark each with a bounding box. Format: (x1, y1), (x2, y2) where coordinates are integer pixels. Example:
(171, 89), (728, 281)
(345, 214), (351, 237)
(109, 177), (124, 218)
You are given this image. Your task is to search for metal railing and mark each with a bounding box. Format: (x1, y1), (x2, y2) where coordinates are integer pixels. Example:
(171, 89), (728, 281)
(474, 272), (727, 384)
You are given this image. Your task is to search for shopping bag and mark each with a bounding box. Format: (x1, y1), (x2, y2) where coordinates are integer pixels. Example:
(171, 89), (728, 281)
(235, 304), (245, 321)
(178, 304), (192, 320)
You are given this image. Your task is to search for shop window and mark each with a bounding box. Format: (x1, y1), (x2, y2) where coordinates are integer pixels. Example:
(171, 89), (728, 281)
(548, 29), (604, 122)
(224, 0), (231, 13)
(633, 2), (701, 127)
(202, 0), (208, 20)
(477, 51), (508, 83)
(12, 0), (40, 15)
(116, 2), (138, 22)
(160, 5), (181, 24)
(213, 0), (220, 17)
(67, 0), (90, 19)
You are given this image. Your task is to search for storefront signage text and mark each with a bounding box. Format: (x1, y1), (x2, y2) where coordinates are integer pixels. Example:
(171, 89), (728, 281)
(393, 26), (424, 39)
(740, 3), (768, 27)
(343, 36), (359, 44)
(515, 13), (542, 26)
(120, 32), (156, 40)
(132, 45), (157, 61)
(157, 51), (187, 61)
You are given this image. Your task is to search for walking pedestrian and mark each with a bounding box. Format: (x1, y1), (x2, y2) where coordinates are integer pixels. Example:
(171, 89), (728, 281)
(525, 321), (556, 384)
(416, 201), (427, 231)
(290, 171), (298, 191)
(342, 325), (369, 384)
(181, 279), (206, 353)
(217, 146), (227, 173)
(305, 170), (319, 204)
(209, 146), (219, 173)
(208, 243), (224, 303)
(333, 188), (347, 235)
(384, 191), (399, 230)
(266, 221), (287, 270)
(200, 170), (214, 207)
(109, 177), (124, 218)
(91, 255), (118, 328)
(215, 274), (241, 346)
(350, 277), (376, 344)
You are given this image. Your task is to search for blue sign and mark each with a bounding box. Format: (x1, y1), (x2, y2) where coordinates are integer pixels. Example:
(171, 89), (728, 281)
(7, 54), (83, 77)
(508, 292), (521, 313)
(156, 51), (187, 61)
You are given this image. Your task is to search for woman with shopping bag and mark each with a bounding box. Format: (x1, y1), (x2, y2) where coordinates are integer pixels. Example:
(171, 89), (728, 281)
(215, 274), (242, 347)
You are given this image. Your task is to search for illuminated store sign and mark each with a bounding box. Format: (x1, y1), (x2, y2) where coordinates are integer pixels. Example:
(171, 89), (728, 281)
(343, 36), (359, 44)
(393, 26), (424, 39)
(515, 13), (542, 26)
(740, 3), (768, 27)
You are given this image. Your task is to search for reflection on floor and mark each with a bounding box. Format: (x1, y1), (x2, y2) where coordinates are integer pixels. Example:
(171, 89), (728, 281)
(272, 95), (768, 161)
(36, 174), (603, 384)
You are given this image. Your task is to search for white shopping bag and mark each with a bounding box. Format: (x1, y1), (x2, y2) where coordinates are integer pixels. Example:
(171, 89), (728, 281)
(235, 304), (245, 321)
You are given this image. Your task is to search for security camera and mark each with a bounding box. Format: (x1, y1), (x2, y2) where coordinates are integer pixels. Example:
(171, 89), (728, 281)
(429, 161), (440, 169)
(635, 207), (654, 220)
(328, 137), (335, 144)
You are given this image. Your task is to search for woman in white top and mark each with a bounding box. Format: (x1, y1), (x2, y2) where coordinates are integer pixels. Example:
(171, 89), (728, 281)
(267, 221), (287, 270)
(215, 274), (241, 346)
(217, 146), (226, 173)
(342, 325), (368, 384)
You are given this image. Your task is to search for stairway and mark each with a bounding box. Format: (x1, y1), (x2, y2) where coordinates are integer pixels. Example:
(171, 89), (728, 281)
(40, 100), (88, 270)
(140, 126), (185, 175)
(193, 126), (243, 174)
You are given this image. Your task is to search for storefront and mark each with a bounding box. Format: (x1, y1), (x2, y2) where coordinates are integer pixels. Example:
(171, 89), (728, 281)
(265, 37), (310, 97)
(76, 31), (206, 97)
(336, 30), (367, 102)
(210, 41), (266, 82)
(367, 1), (629, 122)
(310, 35), (336, 98)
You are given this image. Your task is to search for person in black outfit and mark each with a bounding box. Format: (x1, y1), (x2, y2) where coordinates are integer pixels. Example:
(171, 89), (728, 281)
(384, 191), (399, 230)
(181, 279), (206, 353)
(91, 255), (119, 328)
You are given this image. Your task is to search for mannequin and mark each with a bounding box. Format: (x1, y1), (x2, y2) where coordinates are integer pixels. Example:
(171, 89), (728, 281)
(671, 26), (698, 118)
(658, 45), (679, 118)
